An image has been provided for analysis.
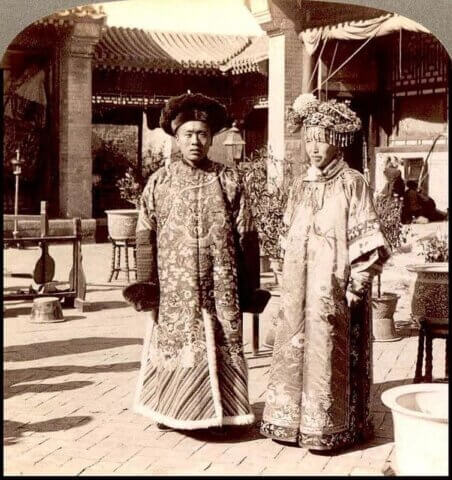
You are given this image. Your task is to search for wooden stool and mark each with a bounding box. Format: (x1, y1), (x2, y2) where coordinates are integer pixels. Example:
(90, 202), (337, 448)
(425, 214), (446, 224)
(30, 297), (64, 323)
(108, 237), (137, 283)
(414, 320), (449, 383)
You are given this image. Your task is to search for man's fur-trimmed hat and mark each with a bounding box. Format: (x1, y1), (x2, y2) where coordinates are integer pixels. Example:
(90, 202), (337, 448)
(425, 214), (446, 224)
(160, 92), (228, 136)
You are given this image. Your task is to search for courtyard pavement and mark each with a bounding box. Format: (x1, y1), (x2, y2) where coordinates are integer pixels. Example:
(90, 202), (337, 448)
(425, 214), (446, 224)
(3, 222), (447, 476)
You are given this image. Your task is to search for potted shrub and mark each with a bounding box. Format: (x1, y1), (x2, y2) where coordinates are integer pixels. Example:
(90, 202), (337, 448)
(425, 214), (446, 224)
(258, 183), (289, 284)
(238, 148), (293, 350)
(406, 227), (449, 326)
(372, 194), (410, 341)
(237, 149), (270, 273)
(238, 147), (292, 283)
(107, 148), (165, 240)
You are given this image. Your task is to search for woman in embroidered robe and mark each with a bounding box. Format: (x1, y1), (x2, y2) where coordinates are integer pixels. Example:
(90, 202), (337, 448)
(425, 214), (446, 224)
(125, 93), (265, 431)
(260, 95), (391, 452)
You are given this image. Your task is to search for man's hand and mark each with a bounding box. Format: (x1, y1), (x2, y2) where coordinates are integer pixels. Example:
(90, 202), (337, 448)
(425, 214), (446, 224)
(240, 289), (271, 314)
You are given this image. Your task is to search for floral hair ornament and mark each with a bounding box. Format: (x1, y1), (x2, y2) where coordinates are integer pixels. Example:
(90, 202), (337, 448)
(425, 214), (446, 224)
(287, 93), (362, 147)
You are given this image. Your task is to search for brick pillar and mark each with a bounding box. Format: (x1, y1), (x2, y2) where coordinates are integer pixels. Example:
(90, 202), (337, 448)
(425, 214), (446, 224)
(266, 24), (312, 185)
(58, 21), (102, 218)
(296, 44), (314, 178)
(253, 0), (312, 186)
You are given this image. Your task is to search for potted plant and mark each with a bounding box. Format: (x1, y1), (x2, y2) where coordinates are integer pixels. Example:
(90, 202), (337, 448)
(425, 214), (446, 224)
(406, 227), (448, 326)
(237, 148), (270, 273)
(372, 194), (410, 341)
(258, 183), (289, 284)
(107, 148), (165, 240)
(238, 148), (293, 350)
(238, 147), (292, 283)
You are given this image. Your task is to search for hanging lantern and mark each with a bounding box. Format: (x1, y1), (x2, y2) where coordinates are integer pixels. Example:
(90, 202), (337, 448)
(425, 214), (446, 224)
(223, 121), (245, 165)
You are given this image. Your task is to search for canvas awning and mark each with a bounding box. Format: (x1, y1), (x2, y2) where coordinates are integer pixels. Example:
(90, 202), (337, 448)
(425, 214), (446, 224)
(221, 35), (269, 74)
(300, 13), (430, 55)
(34, 5), (265, 75)
(94, 27), (259, 74)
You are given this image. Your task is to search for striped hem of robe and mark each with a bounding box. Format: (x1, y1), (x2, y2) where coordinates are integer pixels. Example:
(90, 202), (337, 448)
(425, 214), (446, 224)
(133, 310), (255, 430)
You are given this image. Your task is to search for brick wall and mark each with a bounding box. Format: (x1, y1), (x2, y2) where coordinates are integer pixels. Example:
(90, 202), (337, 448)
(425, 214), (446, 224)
(58, 52), (93, 219)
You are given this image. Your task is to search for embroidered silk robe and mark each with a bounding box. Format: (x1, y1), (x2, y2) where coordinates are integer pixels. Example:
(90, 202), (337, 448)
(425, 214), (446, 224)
(133, 158), (257, 429)
(260, 159), (390, 451)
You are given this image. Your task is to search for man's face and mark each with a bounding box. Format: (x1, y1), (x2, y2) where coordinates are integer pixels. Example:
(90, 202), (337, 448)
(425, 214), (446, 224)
(305, 140), (338, 170)
(175, 121), (212, 164)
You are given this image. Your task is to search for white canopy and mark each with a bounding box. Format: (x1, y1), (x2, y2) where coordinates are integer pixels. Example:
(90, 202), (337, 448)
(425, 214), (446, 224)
(300, 13), (430, 55)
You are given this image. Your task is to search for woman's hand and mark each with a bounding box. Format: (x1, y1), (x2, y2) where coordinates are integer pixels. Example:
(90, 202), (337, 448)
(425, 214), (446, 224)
(346, 288), (363, 307)
(346, 276), (371, 307)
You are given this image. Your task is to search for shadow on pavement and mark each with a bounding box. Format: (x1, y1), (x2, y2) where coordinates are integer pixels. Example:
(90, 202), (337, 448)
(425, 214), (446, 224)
(59, 315), (86, 322)
(4, 361), (140, 400)
(180, 422), (265, 444)
(394, 323), (419, 338)
(372, 378), (414, 408)
(168, 401), (267, 444)
(88, 282), (128, 289)
(3, 306), (33, 317)
(4, 416), (92, 446)
(87, 301), (131, 311)
(5, 380), (93, 399)
(369, 378), (416, 446)
(4, 337), (143, 362)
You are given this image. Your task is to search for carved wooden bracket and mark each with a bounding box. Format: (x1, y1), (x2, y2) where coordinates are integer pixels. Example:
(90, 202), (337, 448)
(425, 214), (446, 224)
(59, 18), (104, 58)
(246, 0), (303, 36)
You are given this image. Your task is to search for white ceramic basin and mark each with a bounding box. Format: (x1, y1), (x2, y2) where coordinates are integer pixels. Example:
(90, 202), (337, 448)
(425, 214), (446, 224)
(381, 383), (448, 475)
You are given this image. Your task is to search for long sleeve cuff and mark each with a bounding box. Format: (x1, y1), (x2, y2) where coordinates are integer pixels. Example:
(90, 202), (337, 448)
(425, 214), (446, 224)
(136, 230), (157, 283)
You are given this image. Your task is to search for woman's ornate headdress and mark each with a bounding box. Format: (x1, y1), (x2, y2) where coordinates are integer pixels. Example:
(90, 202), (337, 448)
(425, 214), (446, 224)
(287, 93), (362, 147)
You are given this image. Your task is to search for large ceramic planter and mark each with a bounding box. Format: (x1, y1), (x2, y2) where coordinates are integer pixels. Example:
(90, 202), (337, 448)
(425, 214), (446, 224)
(105, 209), (139, 241)
(371, 292), (401, 342)
(406, 263), (448, 325)
(269, 258), (282, 285)
(260, 255), (271, 274)
(381, 383), (448, 475)
(262, 291), (281, 349)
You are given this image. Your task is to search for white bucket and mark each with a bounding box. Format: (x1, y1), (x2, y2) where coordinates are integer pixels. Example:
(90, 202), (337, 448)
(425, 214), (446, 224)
(381, 383), (448, 475)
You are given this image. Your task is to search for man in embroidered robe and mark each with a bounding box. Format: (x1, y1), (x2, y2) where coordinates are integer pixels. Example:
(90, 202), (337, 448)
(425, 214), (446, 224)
(260, 94), (391, 452)
(123, 93), (269, 432)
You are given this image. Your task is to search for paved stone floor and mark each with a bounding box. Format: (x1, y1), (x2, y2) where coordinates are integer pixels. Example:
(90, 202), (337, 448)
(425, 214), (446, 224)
(3, 223), (447, 475)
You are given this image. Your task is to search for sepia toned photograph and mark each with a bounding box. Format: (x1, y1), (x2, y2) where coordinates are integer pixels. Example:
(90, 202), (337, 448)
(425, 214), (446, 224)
(2, 0), (449, 476)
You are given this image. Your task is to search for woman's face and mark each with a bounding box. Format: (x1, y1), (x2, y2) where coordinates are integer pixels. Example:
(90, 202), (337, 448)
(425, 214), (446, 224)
(305, 140), (338, 170)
